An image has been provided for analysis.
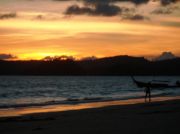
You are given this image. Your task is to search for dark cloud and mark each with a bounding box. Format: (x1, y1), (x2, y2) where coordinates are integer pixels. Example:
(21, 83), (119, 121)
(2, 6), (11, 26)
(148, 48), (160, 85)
(128, 14), (146, 20)
(64, 1), (150, 20)
(63, 0), (180, 18)
(56, 0), (150, 6)
(152, 8), (172, 14)
(64, 0), (150, 16)
(93, 3), (121, 16)
(56, 0), (180, 6)
(122, 14), (147, 20)
(130, 0), (149, 5)
(65, 5), (93, 15)
(65, 4), (121, 16)
(151, 5), (179, 14)
(0, 54), (17, 60)
(0, 13), (17, 20)
(160, 0), (180, 6)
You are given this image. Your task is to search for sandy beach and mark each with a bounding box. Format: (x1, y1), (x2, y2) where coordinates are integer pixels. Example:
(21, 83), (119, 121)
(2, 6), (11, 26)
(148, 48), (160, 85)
(0, 96), (180, 134)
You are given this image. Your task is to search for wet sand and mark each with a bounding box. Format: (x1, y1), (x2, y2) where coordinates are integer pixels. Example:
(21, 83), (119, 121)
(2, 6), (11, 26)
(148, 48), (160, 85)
(0, 96), (180, 134)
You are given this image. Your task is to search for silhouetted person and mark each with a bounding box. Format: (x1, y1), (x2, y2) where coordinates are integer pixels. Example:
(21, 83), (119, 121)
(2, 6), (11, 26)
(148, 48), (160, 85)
(144, 83), (151, 102)
(176, 81), (180, 86)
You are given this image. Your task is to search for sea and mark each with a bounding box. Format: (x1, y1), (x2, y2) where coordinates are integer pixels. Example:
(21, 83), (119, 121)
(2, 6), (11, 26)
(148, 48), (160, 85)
(0, 76), (180, 108)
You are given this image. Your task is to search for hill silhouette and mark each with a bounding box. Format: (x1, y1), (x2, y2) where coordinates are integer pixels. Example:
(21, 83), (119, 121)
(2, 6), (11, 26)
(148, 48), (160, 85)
(0, 55), (179, 75)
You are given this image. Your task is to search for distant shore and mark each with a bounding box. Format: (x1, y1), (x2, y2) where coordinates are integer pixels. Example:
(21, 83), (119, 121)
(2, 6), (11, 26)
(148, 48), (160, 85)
(0, 96), (180, 134)
(0, 56), (180, 75)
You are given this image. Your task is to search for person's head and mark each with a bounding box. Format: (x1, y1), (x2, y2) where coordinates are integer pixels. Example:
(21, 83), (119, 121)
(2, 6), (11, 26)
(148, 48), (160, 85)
(148, 82), (151, 86)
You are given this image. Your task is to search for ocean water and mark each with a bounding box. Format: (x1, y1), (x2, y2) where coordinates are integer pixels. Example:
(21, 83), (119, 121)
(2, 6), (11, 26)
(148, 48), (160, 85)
(0, 76), (180, 108)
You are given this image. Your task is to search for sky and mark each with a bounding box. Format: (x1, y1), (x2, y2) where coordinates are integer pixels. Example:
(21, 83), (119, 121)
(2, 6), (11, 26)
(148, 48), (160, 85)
(0, 0), (180, 60)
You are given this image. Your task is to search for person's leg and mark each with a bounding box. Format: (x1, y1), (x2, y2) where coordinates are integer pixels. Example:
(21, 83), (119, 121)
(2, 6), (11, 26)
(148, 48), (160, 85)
(145, 93), (147, 102)
(148, 93), (150, 102)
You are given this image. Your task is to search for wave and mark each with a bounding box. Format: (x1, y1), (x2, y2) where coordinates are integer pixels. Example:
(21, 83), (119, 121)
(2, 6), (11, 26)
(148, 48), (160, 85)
(0, 95), (146, 109)
(0, 92), (178, 109)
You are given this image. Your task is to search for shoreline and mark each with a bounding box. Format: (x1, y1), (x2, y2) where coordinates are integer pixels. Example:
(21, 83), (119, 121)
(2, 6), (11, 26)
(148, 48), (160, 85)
(0, 93), (174, 109)
(0, 95), (180, 118)
(1, 96), (180, 134)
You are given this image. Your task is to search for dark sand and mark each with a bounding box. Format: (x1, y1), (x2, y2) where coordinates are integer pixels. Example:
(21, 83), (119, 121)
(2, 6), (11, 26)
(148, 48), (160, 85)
(1, 97), (180, 134)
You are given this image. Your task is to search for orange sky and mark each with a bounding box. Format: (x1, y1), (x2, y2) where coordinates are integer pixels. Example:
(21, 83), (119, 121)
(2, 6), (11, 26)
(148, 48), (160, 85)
(0, 0), (180, 60)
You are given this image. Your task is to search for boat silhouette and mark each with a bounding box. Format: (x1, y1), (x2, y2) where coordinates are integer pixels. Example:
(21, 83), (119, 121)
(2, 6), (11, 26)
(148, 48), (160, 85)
(176, 81), (180, 86)
(131, 76), (180, 88)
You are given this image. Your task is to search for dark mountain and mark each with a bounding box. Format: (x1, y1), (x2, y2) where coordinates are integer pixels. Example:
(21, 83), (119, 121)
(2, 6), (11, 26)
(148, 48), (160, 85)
(0, 55), (179, 75)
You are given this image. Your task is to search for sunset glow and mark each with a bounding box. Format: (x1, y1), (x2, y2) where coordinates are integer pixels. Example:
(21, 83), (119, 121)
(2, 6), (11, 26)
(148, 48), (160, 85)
(0, 0), (180, 60)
